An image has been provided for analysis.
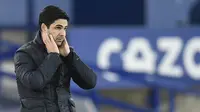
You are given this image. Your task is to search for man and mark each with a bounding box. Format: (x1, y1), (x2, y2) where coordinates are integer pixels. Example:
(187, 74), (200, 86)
(14, 5), (97, 112)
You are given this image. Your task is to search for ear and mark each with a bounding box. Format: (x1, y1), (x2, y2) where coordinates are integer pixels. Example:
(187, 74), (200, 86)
(41, 23), (47, 32)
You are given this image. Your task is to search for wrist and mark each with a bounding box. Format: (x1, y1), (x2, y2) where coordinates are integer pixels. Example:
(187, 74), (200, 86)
(61, 51), (73, 65)
(63, 48), (70, 57)
(65, 49), (70, 56)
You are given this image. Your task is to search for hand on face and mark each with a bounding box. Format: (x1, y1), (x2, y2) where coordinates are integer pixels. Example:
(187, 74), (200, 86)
(58, 37), (70, 57)
(41, 20), (70, 56)
(41, 27), (59, 54)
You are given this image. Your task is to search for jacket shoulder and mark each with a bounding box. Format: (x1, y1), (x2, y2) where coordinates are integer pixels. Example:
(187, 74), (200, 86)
(16, 41), (35, 54)
(13, 41), (36, 65)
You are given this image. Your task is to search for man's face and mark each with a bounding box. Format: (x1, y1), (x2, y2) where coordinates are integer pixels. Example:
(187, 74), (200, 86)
(48, 19), (68, 47)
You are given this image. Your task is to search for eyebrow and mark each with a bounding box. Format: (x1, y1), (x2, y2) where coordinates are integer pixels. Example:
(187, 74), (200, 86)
(55, 24), (68, 28)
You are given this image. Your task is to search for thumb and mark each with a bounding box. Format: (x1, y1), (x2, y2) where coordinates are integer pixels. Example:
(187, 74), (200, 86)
(64, 37), (69, 45)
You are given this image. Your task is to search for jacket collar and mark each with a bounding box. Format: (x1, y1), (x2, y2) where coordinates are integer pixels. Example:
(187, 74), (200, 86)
(33, 30), (47, 52)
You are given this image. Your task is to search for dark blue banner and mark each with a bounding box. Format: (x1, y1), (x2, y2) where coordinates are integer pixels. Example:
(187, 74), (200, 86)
(69, 27), (200, 90)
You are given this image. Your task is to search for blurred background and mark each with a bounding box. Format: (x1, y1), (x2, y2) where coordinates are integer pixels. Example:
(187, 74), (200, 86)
(1, 0), (200, 112)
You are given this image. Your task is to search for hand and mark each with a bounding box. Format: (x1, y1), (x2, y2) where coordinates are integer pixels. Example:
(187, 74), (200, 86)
(59, 37), (70, 57)
(42, 30), (59, 54)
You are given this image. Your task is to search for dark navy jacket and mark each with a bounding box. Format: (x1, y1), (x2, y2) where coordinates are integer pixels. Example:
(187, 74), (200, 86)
(14, 31), (97, 112)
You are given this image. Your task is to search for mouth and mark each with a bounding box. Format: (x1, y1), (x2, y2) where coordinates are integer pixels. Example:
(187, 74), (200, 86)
(56, 40), (63, 42)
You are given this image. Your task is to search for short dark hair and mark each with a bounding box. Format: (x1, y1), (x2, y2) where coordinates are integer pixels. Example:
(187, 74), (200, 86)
(39, 5), (70, 29)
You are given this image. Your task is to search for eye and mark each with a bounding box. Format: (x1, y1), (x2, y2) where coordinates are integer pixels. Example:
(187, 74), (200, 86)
(55, 26), (62, 30)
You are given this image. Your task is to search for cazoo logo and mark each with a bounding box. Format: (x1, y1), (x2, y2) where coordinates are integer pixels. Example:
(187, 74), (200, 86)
(97, 36), (200, 80)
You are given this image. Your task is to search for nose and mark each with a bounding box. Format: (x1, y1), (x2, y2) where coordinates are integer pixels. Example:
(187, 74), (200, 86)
(59, 29), (66, 36)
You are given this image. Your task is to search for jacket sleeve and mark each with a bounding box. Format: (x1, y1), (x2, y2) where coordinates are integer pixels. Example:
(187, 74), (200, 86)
(14, 51), (62, 90)
(61, 48), (97, 90)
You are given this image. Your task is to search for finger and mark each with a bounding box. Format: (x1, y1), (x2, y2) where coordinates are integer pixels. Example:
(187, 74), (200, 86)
(49, 34), (53, 41)
(41, 31), (46, 42)
(44, 33), (51, 44)
(42, 31), (49, 44)
(49, 34), (56, 44)
(63, 37), (69, 45)
(64, 37), (67, 42)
